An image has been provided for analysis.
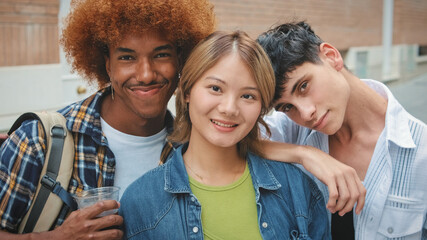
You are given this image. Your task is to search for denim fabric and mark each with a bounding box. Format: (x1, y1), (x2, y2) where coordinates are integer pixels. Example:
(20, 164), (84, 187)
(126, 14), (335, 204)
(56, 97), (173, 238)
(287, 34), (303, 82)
(119, 145), (330, 240)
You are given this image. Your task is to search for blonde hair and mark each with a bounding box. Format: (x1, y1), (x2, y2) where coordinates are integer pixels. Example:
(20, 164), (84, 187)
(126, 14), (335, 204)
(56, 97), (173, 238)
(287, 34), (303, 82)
(169, 31), (275, 158)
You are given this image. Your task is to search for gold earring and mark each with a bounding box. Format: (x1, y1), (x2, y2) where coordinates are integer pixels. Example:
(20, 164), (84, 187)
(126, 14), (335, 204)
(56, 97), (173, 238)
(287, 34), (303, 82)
(111, 85), (115, 100)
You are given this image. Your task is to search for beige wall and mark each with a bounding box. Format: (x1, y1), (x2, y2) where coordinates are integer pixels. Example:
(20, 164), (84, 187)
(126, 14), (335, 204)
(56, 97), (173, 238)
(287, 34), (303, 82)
(0, 0), (426, 67)
(0, 0), (59, 67)
(211, 0), (427, 50)
(394, 0), (427, 45)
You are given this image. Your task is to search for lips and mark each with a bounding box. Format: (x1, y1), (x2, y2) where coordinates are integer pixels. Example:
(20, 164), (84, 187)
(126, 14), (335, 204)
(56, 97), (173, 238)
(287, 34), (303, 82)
(130, 84), (164, 91)
(312, 111), (328, 129)
(211, 119), (238, 128)
(129, 84), (164, 96)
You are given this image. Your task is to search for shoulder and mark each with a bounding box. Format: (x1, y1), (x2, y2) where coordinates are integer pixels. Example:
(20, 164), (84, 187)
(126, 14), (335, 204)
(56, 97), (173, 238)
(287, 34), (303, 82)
(408, 115), (427, 136)
(249, 154), (327, 226)
(58, 90), (107, 136)
(58, 88), (107, 118)
(262, 110), (294, 133)
(0, 120), (48, 231)
(404, 117), (427, 172)
(256, 154), (304, 177)
(2, 119), (46, 155)
(1, 117), (50, 181)
(254, 154), (323, 201)
(120, 164), (168, 208)
(119, 164), (179, 236)
(262, 110), (314, 144)
(58, 89), (106, 119)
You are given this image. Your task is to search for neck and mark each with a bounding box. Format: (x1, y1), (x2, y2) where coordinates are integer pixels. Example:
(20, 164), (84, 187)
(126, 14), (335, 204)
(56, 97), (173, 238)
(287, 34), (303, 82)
(100, 93), (166, 136)
(332, 74), (387, 143)
(183, 134), (246, 186)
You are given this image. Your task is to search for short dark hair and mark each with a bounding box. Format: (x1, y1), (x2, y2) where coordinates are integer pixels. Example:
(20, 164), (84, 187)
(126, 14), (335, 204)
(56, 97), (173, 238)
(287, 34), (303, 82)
(257, 21), (323, 102)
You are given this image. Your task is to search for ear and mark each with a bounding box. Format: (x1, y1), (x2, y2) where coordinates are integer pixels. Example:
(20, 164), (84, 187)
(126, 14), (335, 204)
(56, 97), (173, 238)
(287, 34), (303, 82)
(104, 55), (111, 78)
(319, 42), (344, 71)
(184, 93), (190, 103)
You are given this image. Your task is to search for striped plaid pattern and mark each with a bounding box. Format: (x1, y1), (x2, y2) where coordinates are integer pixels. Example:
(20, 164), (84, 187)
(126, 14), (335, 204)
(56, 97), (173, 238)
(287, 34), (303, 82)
(0, 88), (115, 232)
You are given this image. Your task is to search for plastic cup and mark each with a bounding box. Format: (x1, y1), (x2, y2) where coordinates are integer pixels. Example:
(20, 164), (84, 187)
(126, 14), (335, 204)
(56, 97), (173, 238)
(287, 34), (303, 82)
(73, 186), (120, 217)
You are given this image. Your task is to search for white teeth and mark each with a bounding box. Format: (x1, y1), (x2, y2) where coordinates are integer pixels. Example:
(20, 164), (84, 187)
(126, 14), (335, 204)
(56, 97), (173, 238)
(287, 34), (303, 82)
(211, 120), (235, 128)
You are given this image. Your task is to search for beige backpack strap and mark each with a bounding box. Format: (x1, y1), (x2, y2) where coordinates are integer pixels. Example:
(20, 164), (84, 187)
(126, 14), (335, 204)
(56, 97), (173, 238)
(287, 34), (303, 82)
(14, 112), (75, 233)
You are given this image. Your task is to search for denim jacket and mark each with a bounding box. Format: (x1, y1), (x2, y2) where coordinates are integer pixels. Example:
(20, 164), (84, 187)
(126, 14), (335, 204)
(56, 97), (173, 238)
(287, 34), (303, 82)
(119, 145), (330, 239)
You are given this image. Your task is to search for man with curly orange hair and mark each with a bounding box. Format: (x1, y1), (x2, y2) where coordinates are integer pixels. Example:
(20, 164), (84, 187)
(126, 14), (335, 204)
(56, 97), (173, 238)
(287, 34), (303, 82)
(0, 0), (215, 238)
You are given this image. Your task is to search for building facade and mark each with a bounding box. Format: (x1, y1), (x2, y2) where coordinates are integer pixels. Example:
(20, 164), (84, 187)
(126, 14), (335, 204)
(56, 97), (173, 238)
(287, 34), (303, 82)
(0, 0), (427, 131)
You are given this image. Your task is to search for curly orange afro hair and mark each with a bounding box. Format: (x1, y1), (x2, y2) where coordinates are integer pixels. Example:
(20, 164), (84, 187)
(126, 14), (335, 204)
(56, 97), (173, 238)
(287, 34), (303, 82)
(61, 0), (216, 88)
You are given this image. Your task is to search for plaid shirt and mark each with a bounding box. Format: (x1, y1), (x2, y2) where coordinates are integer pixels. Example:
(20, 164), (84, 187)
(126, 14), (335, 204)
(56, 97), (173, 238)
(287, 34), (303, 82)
(0, 88), (174, 232)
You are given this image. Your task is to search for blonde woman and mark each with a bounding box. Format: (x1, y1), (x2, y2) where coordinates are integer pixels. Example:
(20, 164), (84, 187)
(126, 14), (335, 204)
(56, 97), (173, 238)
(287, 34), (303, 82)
(120, 31), (330, 239)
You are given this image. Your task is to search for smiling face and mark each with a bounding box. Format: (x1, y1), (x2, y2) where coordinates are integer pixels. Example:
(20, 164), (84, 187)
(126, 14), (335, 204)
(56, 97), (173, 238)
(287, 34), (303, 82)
(186, 53), (262, 149)
(104, 30), (179, 126)
(274, 60), (350, 135)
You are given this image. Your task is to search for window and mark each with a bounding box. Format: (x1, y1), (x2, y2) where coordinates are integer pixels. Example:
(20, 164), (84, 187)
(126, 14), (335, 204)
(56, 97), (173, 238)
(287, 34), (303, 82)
(418, 45), (427, 56)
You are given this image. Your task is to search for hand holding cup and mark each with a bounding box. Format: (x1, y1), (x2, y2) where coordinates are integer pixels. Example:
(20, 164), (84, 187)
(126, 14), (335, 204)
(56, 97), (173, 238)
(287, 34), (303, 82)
(74, 186), (121, 217)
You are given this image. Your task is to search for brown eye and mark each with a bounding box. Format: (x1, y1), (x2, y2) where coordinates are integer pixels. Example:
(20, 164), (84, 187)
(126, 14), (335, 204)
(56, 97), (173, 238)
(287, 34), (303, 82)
(118, 55), (134, 60)
(242, 94), (255, 100)
(275, 103), (293, 113)
(154, 53), (171, 58)
(210, 85), (221, 92)
(283, 104), (294, 112)
(300, 82), (308, 92)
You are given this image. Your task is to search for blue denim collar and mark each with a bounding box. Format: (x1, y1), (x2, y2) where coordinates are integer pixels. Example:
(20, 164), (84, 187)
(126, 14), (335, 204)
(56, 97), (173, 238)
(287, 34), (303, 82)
(164, 144), (282, 193)
(247, 153), (281, 191)
(164, 144), (192, 193)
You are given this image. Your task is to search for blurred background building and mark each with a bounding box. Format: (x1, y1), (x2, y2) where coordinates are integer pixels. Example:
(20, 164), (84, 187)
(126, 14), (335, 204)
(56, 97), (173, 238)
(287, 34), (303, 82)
(1, 0), (427, 132)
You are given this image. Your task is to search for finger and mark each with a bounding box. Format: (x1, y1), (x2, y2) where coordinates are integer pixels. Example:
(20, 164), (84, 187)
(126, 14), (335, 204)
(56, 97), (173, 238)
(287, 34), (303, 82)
(334, 174), (350, 214)
(78, 214), (123, 234)
(325, 179), (339, 213)
(82, 200), (120, 219)
(337, 174), (360, 216)
(87, 228), (123, 240)
(96, 214), (124, 231)
(354, 179), (366, 214)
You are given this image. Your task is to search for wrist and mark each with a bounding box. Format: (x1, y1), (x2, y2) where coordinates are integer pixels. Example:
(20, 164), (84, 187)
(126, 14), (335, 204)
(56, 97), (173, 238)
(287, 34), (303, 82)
(295, 145), (317, 166)
(29, 230), (58, 240)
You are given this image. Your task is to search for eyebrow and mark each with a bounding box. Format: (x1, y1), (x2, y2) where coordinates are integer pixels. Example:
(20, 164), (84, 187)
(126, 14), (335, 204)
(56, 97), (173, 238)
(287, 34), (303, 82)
(116, 47), (135, 53)
(205, 76), (259, 91)
(115, 44), (174, 53)
(154, 44), (174, 51)
(290, 74), (307, 95)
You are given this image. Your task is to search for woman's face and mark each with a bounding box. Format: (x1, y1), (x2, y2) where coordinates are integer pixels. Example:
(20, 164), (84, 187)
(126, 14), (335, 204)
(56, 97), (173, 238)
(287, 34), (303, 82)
(186, 53), (262, 149)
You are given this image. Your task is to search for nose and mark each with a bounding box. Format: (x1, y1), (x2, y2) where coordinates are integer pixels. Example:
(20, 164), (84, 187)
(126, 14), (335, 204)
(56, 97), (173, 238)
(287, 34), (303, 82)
(218, 95), (239, 117)
(297, 100), (316, 122)
(136, 58), (156, 83)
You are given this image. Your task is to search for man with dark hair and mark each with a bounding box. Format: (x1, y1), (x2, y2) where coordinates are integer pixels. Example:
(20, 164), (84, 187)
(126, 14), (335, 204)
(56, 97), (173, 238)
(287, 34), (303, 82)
(258, 21), (427, 239)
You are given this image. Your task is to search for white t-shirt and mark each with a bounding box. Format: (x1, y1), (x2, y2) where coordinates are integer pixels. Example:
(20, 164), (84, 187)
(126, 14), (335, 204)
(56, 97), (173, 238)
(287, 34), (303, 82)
(101, 118), (168, 198)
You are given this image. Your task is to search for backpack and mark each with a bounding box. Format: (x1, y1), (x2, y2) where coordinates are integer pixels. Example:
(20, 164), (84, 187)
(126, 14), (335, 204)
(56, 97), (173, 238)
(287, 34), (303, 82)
(7, 112), (77, 233)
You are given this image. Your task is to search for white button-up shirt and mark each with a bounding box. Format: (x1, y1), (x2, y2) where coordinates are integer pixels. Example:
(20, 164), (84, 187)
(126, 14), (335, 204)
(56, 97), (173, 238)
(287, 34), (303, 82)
(264, 79), (427, 239)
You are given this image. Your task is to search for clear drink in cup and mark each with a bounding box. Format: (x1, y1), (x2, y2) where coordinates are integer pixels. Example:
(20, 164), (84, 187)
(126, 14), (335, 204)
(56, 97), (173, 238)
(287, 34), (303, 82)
(73, 186), (120, 217)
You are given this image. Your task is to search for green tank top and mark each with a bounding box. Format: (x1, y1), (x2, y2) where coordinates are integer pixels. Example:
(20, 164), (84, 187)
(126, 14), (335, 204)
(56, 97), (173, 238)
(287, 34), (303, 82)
(188, 163), (262, 240)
